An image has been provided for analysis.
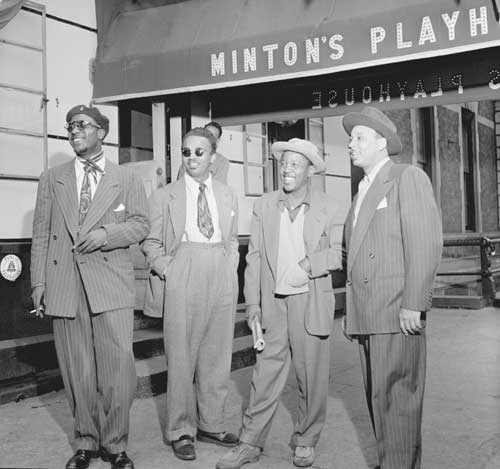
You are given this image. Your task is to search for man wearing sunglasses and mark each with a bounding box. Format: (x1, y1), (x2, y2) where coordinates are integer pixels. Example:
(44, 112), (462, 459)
(142, 127), (239, 461)
(177, 121), (230, 183)
(31, 104), (150, 469)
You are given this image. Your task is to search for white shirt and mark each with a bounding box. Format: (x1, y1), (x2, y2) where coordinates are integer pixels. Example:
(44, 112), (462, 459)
(353, 157), (390, 226)
(74, 155), (105, 202)
(182, 173), (222, 243)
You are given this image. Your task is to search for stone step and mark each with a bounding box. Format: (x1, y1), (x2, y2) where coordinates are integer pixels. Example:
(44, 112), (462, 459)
(0, 311), (252, 405)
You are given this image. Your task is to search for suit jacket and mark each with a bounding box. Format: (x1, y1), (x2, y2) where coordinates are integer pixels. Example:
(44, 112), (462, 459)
(244, 189), (344, 337)
(30, 159), (150, 318)
(141, 178), (239, 317)
(344, 160), (443, 335)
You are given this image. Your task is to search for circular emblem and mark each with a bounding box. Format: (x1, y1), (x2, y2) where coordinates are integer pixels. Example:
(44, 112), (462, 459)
(1, 254), (22, 282)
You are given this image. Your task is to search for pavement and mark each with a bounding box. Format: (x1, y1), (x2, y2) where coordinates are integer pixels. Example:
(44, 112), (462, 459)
(0, 307), (499, 469)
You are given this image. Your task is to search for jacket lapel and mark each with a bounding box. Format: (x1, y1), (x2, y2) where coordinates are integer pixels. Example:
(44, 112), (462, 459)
(304, 192), (327, 254)
(79, 160), (120, 237)
(263, 193), (280, 279)
(167, 180), (187, 242)
(212, 181), (232, 242)
(348, 160), (395, 271)
(54, 161), (79, 241)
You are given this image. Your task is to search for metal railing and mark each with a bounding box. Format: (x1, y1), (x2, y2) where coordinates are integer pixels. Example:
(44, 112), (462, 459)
(437, 234), (500, 305)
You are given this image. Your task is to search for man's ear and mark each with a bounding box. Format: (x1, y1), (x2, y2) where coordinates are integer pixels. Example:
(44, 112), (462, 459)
(307, 164), (315, 177)
(97, 128), (106, 141)
(376, 136), (388, 152)
(210, 152), (217, 163)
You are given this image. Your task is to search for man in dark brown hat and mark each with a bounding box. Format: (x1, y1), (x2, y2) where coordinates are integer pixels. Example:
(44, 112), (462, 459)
(342, 106), (442, 468)
(217, 138), (343, 469)
(31, 104), (150, 469)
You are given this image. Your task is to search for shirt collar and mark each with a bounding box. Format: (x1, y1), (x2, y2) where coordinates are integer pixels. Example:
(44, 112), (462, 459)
(277, 183), (312, 211)
(365, 157), (390, 183)
(75, 151), (106, 172)
(185, 172), (213, 191)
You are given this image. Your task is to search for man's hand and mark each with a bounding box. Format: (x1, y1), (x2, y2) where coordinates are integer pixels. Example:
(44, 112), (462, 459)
(399, 308), (423, 335)
(76, 228), (107, 254)
(246, 304), (262, 329)
(30, 285), (45, 318)
(298, 256), (311, 274)
(342, 315), (353, 342)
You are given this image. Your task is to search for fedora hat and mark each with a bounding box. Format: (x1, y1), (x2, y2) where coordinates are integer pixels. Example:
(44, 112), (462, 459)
(342, 107), (402, 155)
(271, 138), (326, 173)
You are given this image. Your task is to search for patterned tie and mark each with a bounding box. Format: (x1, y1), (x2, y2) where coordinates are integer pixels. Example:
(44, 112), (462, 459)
(197, 183), (214, 239)
(78, 152), (104, 226)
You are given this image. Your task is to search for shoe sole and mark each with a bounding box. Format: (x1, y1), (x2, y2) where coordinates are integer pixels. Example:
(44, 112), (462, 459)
(197, 434), (239, 448)
(215, 454), (259, 469)
(293, 457), (314, 468)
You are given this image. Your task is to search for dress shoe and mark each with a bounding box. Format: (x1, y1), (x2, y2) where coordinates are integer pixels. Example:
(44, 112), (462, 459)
(197, 429), (239, 447)
(65, 450), (99, 469)
(172, 435), (196, 461)
(293, 446), (315, 467)
(101, 450), (134, 468)
(216, 443), (261, 469)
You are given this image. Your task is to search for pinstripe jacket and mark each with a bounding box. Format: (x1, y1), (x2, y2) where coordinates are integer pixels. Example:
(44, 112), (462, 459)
(244, 189), (344, 336)
(31, 159), (150, 318)
(344, 160), (443, 335)
(141, 178), (239, 318)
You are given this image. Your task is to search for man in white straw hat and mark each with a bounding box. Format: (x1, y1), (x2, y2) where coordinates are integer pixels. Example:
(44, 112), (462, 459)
(342, 106), (442, 468)
(217, 138), (343, 469)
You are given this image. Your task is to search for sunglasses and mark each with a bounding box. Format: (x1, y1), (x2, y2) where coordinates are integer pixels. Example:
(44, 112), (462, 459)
(65, 120), (102, 132)
(181, 147), (209, 158)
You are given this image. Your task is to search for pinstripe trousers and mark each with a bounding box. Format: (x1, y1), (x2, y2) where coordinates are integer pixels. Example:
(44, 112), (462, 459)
(357, 332), (426, 469)
(52, 272), (136, 454)
(163, 242), (237, 442)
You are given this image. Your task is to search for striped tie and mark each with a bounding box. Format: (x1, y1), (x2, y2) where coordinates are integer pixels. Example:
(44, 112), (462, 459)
(197, 182), (214, 239)
(78, 152), (104, 226)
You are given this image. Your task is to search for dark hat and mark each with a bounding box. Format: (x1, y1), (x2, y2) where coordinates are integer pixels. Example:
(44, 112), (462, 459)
(271, 138), (326, 173)
(342, 107), (402, 155)
(66, 104), (109, 137)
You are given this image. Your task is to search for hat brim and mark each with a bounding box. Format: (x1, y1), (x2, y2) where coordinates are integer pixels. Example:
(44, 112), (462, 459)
(271, 142), (326, 173)
(342, 112), (402, 155)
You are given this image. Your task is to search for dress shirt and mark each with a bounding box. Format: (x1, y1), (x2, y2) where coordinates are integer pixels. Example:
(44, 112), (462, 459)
(353, 157), (390, 227)
(182, 173), (222, 243)
(74, 153), (105, 203)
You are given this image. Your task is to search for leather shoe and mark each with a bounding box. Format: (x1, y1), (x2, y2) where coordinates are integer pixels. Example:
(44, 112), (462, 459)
(197, 429), (239, 447)
(101, 450), (134, 468)
(293, 446), (314, 467)
(216, 443), (261, 469)
(65, 450), (98, 469)
(172, 435), (196, 461)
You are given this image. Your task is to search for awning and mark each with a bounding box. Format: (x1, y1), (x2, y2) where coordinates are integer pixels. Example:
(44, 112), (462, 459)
(93, 0), (500, 103)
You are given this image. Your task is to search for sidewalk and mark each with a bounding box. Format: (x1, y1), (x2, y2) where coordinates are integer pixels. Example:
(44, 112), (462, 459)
(0, 307), (499, 469)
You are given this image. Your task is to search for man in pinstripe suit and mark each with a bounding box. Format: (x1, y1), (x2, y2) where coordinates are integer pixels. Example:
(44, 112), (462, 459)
(31, 105), (150, 469)
(342, 107), (442, 469)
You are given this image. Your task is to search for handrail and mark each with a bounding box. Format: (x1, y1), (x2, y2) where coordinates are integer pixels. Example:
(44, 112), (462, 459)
(438, 234), (500, 305)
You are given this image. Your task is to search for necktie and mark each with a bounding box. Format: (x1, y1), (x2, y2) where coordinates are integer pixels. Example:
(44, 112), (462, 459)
(197, 183), (214, 239)
(353, 175), (369, 227)
(78, 152), (104, 226)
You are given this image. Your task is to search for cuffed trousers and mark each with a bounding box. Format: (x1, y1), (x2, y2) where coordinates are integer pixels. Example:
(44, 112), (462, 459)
(163, 242), (237, 442)
(53, 279), (136, 453)
(358, 332), (426, 469)
(240, 292), (330, 449)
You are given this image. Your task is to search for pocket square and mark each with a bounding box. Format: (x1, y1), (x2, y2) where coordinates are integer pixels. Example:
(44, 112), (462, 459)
(230, 210), (235, 216)
(376, 197), (388, 210)
(113, 203), (125, 212)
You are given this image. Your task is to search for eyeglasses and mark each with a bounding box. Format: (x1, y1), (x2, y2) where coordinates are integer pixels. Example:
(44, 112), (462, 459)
(181, 147), (208, 158)
(65, 120), (102, 132)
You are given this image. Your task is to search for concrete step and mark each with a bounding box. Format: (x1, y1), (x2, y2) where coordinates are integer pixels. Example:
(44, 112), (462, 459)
(0, 310), (253, 405)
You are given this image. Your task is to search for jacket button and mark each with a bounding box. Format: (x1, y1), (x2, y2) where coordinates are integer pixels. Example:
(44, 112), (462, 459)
(346, 280), (352, 286)
(103, 257), (108, 262)
(53, 260), (57, 265)
(363, 277), (368, 283)
(53, 235), (57, 240)
(369, 253), (375, 259)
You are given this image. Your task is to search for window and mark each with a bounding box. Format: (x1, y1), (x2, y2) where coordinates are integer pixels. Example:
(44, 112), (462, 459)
(0, 3), (47, 181)
(462, 107), (476, 231)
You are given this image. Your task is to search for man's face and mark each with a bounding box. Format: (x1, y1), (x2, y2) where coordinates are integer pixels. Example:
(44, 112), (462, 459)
(348, 125), (385, 172)
(67, 113), (104, 158)
(205, 125), (221, 142)
(182, 135), (215, 181)
(279, 151), (313, 194)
